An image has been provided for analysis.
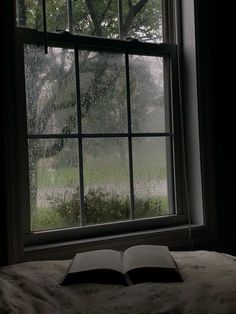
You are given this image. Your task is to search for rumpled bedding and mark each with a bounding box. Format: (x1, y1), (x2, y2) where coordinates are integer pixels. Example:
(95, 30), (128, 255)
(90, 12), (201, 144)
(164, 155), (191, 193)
(1, 250), (236, 314)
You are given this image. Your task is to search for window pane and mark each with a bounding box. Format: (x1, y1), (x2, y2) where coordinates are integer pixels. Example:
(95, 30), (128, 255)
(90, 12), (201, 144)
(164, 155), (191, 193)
(24, 45), (77, 135)
(16, 0), (69, 32)
(16, 0), (43, 30)
(129, 55), (165, 133)
(16, 0), (163, 43)
(47, 0), (68, 32)
(83, 138), (130, 225)
(80, 51), (127, 133)
(29, 139), (80, 231)
(122, 0), (163, 42)
(132, 137), (172, 219)
(72, 0), (119, 38)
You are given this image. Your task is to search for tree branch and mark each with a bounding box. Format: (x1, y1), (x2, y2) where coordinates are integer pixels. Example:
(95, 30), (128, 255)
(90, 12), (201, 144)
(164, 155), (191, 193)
(37, 113), (76, 159)
(128, 0), (133, 9)
(133, 0), (149, 16)
(122, 0), (149, 38)
(99, 0), (113, 24)
(85, 0), (103, 36)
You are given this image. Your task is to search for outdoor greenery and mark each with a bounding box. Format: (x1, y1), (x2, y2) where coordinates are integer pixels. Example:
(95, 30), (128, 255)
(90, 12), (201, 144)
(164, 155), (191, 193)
(16, 0), (170, 231)
(16, 0), (162, 42)
(37, 161), (167, 189)
(32, 187), (168, 230)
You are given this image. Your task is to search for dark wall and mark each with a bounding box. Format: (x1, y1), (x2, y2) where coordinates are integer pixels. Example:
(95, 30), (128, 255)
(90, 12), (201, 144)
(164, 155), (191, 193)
(208, 2), (236, 254)
(194, 0), (236, 256)
(0, 0), (10, 266)
(0, 0), (17, 266)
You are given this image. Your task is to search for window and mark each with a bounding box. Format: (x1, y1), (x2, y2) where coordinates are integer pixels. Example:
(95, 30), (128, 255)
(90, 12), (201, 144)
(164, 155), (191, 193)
(11, 0), (215, 256)
(15, 0), (186, 246)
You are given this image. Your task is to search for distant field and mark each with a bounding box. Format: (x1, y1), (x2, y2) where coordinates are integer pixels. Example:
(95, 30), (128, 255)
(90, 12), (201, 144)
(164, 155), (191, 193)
(37, 161), (167, 188)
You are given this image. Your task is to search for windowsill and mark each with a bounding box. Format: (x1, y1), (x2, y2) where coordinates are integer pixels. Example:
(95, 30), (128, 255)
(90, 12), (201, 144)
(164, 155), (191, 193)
(22, 222), (217, 262)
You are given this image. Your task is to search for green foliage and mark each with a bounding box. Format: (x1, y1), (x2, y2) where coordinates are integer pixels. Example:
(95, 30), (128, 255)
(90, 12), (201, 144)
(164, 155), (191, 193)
(32, 188), (168, 230)
(31, 206), (66, 231)
(84, 188), (130, 224)
(72, 0), (119, 37)
(48, 188), (80, 226)
(135, 196), (168, 218)
(17, 0), (162, 41)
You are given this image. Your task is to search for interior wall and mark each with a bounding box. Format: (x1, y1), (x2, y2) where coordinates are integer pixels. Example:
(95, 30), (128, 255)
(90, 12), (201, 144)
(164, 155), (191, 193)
(0, 0), (17, 266)
(208, 2), (236, 255)
(0, 0), (8, 266)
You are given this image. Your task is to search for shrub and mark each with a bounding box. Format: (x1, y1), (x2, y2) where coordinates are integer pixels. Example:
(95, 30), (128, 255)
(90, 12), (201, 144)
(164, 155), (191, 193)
(84, 188), (130, 224)
(49, 188), (168, 226)
(32, 188), (169, 230)
(31, 206), (66, 231)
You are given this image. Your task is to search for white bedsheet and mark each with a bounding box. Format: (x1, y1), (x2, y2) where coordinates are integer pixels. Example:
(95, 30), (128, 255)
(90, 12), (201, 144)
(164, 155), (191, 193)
(1, 250), (236, 313)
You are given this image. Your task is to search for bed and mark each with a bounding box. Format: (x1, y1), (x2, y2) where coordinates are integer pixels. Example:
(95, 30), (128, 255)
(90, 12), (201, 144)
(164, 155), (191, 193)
(1, 250), (236, 313)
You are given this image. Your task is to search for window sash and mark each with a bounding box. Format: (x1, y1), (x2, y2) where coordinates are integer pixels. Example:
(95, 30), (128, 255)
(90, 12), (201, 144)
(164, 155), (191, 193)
(15, 27), (187, 246)
(16, 27), (177, 55)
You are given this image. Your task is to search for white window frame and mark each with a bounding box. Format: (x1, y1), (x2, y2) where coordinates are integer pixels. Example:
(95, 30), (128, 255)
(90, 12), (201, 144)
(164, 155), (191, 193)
(4, 0), (217, 263)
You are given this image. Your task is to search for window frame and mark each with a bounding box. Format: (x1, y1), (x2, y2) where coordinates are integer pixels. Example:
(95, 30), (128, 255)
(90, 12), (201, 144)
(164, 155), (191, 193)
(2, 0), (217, 263)
(15, 25), (188, 246)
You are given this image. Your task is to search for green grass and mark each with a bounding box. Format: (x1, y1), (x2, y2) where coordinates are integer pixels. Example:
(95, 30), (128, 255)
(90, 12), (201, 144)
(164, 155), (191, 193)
(31, 189), (169, 231)
(37, 167), (78, 188)
(31, 207), (69, 231)
(37, 163), (167, 188)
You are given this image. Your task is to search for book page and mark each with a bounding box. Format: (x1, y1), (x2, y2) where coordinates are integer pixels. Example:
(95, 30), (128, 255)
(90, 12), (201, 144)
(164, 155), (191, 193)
(122, 245), (176, 273)
(69, 249), (123, 274)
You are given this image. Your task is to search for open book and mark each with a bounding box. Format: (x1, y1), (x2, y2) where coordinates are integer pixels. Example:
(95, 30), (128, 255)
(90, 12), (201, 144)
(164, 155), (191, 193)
(61, 245), (182, 285)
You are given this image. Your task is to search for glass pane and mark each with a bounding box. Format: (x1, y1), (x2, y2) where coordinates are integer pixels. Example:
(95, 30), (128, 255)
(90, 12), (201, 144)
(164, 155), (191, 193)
(29, 139), (80, 231)
(129, 55), (165, 133)
(24, 45), (77, 135)
(72, 0), (119, 38)
(122, 0), (163, 43)
(16, 0), (162, 43)
(83, 138), (130, 224)
(80, 51), (127, 133)
(47, 0), (68, 32)
(16, 0), (69, 32)
(132, 137), (171, 219)
(16, 0), (43, 30)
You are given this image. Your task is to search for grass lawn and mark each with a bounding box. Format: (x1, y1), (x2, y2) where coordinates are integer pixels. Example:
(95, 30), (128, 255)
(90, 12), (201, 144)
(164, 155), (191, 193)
(37, 162), (167, 188)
